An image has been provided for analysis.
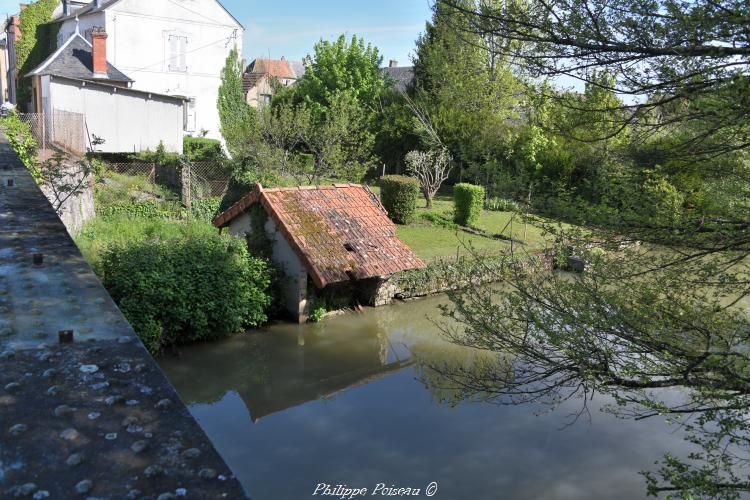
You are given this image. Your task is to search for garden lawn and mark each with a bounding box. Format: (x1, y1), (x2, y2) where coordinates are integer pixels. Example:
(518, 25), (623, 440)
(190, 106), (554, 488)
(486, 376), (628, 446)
(396, 224), (510, 262)
(377, 190), (555, 261)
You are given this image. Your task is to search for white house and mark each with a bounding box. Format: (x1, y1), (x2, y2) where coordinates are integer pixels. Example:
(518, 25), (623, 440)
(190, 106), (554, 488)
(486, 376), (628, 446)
(27, 27), (185, 153)
(51, 0), (244, 142)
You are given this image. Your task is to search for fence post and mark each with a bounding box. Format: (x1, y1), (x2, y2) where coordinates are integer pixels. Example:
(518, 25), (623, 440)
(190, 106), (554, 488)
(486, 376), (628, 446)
(41, 112), (46, 152)
(181, 162), (191, 209)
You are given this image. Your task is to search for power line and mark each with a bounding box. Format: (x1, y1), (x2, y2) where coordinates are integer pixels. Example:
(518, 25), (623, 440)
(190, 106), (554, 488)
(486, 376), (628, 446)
(165, 0), (234, 27)
(126, 33), (236, 74)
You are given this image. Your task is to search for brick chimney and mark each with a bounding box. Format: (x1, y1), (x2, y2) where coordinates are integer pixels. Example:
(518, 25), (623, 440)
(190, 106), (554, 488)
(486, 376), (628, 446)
(91, 27), (108, 79)
(389, 59), (398, 68)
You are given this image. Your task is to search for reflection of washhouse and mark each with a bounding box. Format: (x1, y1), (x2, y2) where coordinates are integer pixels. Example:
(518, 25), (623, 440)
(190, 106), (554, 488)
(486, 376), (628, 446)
(240, 327), (412, 422)
(167, 322), (414, 422)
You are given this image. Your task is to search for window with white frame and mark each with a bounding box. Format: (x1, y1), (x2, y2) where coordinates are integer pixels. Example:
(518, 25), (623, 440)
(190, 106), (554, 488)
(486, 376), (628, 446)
(168, 34), (188, 72)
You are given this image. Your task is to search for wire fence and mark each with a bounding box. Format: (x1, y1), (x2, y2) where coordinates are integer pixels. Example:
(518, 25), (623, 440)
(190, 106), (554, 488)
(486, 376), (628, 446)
(19, 109), (87, 157)
(105, 160), (230, 207)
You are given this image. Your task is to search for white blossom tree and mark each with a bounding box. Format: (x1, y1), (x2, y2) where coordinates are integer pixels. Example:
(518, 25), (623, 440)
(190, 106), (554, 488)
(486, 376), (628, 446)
(404, 148), (452, 208)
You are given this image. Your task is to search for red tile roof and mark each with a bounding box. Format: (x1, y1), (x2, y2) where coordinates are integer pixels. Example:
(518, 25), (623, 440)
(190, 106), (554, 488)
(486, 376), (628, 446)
(213, 184), (425, 288)
(242, 59), (296, 93)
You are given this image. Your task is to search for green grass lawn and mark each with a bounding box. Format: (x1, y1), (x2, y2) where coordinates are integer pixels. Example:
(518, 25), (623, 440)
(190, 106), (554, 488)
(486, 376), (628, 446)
(375, 190), (555, 262)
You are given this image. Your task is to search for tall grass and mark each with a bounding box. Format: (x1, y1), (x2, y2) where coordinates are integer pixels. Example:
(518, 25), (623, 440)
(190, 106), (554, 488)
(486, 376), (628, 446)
(75, 216), (217, 275)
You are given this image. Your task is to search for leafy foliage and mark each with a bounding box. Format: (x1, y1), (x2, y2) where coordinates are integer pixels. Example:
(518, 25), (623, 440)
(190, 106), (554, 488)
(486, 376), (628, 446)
(1, 113), (38, 175)
(379, 175), (419, 224)
(453, 183), (485, 227)
(97, 200), (180, 220)
(16, 0), (59, 109)
(218, 47), (257, 157)
(183, 137), (225, 162)
(189, 196), (222, 224)
(292, 34), (385, 113)
(102, 234), (272, 353)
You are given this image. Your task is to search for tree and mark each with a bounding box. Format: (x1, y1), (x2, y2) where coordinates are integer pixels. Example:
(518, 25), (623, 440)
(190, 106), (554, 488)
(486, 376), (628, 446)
(241, 91), (376, 186)
(293, 34), (385, 113)
(404, 150), (452, 208)
(437, 0), (750, 160)
(217, 47), (256, 157)
(412, 0), (521, 172)
(428, 0), (750, 496)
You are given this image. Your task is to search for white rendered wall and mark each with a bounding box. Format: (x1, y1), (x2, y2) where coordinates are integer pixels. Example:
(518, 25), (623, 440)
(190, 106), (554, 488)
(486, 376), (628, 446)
(48, 78), (184, 153)
(58, 0), (243, 142)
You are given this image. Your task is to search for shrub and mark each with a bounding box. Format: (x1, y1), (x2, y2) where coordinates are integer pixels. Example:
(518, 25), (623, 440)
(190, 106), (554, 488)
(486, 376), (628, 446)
(101, 234), (272, 353)
(379, 175), (419, 224)
(642, 175), (685, 226)
(1, 113), (38, 175)
(453, 183), (485, 227)
(184, 137), (225, 162)
(190, 196), (223, 223)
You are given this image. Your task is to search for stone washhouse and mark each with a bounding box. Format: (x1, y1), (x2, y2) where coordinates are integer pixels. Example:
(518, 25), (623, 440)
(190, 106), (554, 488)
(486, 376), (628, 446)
(213, 183), (424, 322)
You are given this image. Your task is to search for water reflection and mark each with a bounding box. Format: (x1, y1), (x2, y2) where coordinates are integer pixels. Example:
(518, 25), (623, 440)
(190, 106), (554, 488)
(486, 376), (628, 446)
(160, 294), (696, 500)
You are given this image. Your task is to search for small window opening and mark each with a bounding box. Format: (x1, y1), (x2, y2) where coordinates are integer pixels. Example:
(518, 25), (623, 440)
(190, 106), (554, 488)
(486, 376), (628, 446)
(344, 243), (355, 252)
(6, 178), (14, 187)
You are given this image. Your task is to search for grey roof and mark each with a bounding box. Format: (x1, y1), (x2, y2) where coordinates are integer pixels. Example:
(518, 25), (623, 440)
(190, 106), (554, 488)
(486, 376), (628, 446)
(27, 34), (132, 83)
(289, 60), (306, 80)
(382, 66), (414, 93)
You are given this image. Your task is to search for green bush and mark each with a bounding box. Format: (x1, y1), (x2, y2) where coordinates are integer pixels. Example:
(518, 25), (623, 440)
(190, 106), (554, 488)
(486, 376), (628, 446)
(379, 175), (419, 224)
(642, 175), (685, 226)
(1, 113), (38, 175)
(453, 183), (485, 227)
(101, 234), (272, 353)
(190, 196), (223, 223)
(184, 137), (225, 162)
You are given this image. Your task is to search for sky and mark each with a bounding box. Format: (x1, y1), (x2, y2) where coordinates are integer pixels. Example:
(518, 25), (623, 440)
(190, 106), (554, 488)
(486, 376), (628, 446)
(227, 0), (433, 66)
(0, 0), (434, 67)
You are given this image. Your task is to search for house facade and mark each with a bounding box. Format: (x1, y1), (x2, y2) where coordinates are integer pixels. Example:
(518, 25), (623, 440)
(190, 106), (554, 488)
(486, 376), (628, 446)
(27, 28), (185, 153)
(213, 183), (424, 322)
(243, 58), (305, 107)
(51, 0), (244, 141)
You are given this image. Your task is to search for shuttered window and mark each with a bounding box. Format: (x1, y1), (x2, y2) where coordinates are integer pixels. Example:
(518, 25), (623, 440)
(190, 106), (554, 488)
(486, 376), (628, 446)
(168, 35), (188, 72)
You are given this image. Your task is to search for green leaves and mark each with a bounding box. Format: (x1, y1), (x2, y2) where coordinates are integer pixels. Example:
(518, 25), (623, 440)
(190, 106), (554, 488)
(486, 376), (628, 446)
(101, 234), (272, 353)
(380, 175), (420, 224)
(218, 47), (257, 158)
(295, 34), (385, 113)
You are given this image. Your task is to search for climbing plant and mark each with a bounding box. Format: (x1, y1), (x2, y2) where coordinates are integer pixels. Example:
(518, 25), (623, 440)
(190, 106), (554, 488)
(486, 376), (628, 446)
(16, 0), (60, 109)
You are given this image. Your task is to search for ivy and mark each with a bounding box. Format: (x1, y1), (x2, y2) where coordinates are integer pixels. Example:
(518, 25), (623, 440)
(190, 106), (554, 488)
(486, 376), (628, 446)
(16, 0), (60, 109)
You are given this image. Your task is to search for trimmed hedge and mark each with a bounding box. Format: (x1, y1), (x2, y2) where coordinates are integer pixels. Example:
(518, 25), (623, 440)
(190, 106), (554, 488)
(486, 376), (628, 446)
(453, 183), (485, 227)
(380, 175), (419, 224)
(184, 137), (225, 162)
(102, 234), (272, 353)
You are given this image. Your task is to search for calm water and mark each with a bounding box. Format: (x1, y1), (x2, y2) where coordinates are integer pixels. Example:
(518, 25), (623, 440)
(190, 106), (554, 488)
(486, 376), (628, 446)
(159, 293), (696, 500)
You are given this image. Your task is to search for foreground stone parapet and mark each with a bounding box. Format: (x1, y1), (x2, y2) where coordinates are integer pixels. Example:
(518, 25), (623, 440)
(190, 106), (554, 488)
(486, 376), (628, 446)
(0, 134), (247, 498)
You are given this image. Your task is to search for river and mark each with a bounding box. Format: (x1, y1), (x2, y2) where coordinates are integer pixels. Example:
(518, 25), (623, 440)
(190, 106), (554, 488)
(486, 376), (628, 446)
(159, 292), (698, 500)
